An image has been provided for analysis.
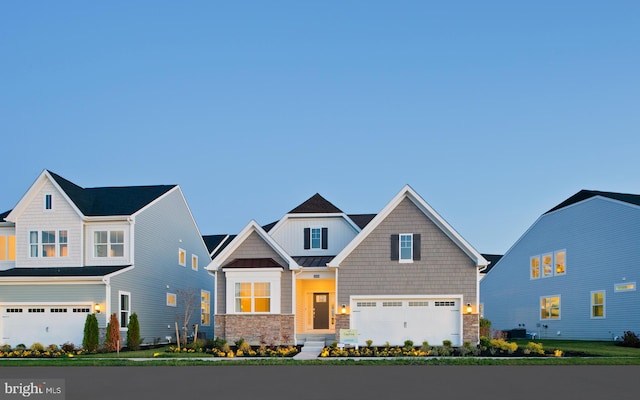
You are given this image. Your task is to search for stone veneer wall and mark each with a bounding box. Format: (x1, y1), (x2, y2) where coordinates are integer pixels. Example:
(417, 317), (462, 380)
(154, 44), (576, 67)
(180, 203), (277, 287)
(463, 313), (480, 344)
(214, 314), (295, 346)
(334, 314), (350, 342)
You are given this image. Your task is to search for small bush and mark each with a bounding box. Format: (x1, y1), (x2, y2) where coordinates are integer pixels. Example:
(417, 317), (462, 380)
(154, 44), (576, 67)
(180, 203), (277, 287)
(526, 342), (545, 355)
(420, 341), (430, 352)
(47, 344), (59, 352)
(61, 342), (76, 352)
(126, 313), (141, 351)
(479, 318), (492, 337)
(30, 342), (45, 352)
(620, 331), (640, 348)
(490, 338), (518, 354)
(15, 344), (26, 350)
(105, 313), (121, 352)
(404, 340), (414, 349)
(366, 339), (373, 347)
(479, 336), (491, 350)
(83, 313), (99, 352)
(442, 340), (452, 348)
(1, 344), (11, 352)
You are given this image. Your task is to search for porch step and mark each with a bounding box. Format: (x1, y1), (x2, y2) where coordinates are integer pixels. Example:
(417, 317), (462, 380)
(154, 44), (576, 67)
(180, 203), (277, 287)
(293, 340), (326, 360)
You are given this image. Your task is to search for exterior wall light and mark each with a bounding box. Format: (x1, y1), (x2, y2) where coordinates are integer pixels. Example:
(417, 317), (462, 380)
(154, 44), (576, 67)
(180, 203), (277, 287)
(466, 303), (472, 314)
(94, 304), (101, 313)
(340, 304), (347, 315)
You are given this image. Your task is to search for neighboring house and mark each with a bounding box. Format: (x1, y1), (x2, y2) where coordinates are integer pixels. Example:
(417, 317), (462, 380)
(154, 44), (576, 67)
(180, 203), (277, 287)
(0, 170), (214, 348)
(206, 185), (487, 347)
(479, 254), (503, 281)
(480, 190), (640, 341)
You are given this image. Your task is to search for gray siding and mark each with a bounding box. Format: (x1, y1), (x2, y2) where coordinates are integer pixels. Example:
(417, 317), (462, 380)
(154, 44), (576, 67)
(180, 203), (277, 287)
(108, 188), (215, 344)
(481, 197), (640, 340)
(338, 198), (477, 306)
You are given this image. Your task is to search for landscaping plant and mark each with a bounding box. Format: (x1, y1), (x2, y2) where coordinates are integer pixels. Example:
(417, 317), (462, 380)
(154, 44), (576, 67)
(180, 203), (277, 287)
(82, 313), (99, 352)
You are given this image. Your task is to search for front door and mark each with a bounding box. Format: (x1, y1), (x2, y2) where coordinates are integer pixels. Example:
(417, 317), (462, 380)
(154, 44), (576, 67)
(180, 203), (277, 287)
(313, 293), (329, 329)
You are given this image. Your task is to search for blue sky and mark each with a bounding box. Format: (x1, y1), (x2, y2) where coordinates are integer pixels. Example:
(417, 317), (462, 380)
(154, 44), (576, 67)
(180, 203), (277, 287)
(2, 1), (639, 254)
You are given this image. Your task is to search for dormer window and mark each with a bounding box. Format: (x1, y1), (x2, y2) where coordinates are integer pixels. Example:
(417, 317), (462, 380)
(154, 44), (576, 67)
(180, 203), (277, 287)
(304, 227), (328, 250)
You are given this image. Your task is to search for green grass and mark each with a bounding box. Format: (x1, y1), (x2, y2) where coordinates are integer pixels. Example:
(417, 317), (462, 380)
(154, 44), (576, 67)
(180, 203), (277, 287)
(2, 340), (640, 366)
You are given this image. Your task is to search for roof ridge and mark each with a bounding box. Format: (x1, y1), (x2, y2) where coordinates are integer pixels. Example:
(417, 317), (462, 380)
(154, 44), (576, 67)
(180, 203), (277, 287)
(545, 189), (640, 214)
(289, 193), (343, 214)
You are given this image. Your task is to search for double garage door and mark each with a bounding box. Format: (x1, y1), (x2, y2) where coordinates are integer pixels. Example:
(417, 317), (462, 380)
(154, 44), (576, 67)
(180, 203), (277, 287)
(350, 297), (462, 346)
(1, 304), (92, 348)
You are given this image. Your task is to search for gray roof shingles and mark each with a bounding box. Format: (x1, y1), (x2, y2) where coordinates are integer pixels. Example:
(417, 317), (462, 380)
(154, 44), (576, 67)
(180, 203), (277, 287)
(545, 189), (640, 214)
(0, 266), (131, 277)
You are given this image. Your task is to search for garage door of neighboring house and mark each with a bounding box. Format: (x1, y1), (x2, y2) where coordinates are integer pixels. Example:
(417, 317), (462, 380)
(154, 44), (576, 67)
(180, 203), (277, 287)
(350, 297), (462, 346)
(1, 304), (92, 348)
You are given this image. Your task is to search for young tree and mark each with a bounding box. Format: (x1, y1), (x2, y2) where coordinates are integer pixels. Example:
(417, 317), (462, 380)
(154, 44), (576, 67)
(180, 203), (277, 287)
(126, 313), (141, 351)
(82, 313), (99, 352)
(105, 313), (121, 352)
(176, 288), (198, 346)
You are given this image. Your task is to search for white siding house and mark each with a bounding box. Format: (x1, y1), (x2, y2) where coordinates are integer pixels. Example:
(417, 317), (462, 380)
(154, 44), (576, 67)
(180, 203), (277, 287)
(481, 190), (640, 341)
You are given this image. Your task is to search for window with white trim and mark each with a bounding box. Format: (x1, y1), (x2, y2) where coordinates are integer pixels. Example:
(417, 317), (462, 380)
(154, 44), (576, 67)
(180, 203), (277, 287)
(304, 227), (328, 250)
(44, 194), (53, 210)
(178, 248), (186, 266)
(390, 234), (421, 262)
(591, 291), (605, 318)
(400, 234), (413, 262)
(201, 290), (211, 325)
(119, 291), (131, 329)
(531, 250), (566, 279)
(0, 235), (16, 261)
(235, 282), (271, 313)
(29, 230), (68, 258)
(192, 254), (198, 271)
(615, 282), (636, 292)
(540, 295), (560, 320)
(167, 293), (177, 307)
(94, 230), (124, 257)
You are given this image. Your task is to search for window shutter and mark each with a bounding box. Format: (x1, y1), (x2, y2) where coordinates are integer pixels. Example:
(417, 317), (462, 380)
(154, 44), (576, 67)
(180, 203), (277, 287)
(390, 234), (399, 260)
(413, 234), (421, 260)
(321, 227), (328, 249)
(303, 228), (311, 250)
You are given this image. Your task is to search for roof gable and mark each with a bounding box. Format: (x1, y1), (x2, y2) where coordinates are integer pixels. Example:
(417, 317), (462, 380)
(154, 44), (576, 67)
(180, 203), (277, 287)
(289, 193), (343, 214)
(545, 189), (640, 214)
(206, 220), (299, 271)
(328, 185), (488, 268)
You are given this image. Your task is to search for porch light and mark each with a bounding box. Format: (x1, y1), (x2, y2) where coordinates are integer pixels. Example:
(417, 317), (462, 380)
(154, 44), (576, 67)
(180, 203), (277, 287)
(94, 304), (101, 314)
(340, 304), (347, 315)
(466, 303), (472, 314)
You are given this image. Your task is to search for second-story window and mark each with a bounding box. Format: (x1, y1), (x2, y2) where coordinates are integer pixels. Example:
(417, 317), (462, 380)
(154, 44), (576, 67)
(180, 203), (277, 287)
(304, 227), (328, 250)
(44, 194), (53, 210)
(29, 230), (68, 258)
(94, 230), (125, 257)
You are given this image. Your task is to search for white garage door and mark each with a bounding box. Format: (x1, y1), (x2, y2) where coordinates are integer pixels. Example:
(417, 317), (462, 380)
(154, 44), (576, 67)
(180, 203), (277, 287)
(350, 297), (462, 346)
(0, 305), (92, 348)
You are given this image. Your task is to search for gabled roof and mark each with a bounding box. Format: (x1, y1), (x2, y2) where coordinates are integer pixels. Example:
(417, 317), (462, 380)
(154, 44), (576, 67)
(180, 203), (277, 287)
(480, 254), (503, 274)
(289, 193), (343, 214)
(328, 185), (488, 268)
(48, 171), (176, 216)
(0, 209), (10, 222)
(206, 220), (299, 271)
(347, 214), (377, 230)
(545, 189), (640, 214)
(202, 234), (237, 258)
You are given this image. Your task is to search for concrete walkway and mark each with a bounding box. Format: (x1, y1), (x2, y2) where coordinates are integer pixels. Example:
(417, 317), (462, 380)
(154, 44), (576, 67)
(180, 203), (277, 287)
(292, 340), (325, 360)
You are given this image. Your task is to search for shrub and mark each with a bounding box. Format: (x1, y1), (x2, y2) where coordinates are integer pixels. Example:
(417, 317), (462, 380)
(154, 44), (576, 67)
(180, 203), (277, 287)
(442, 340), (452, 348)
(1, 344), (11, 352)
(620, 331), (640, 348)
(479, 318), (492, 337)
(105, 313), (121, 352)
(526, 342), (545, 355)
(490, 338), (518, 354)
(83, 313), (99, 352)
(61, 342), (76, 352)
(126, 313), (141, 351)
(47, 344), (59, 352)
(420, 341), (430, 352)
(479, 336), (491, 350)
(30, 342), (45, 352)
(404, 340), (414, 349)
(366, 339), (373, 347)
(15, 344), (26, 350)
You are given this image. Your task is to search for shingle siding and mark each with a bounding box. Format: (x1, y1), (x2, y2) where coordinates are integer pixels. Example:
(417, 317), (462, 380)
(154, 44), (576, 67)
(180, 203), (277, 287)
(338, 198), (477, 305)
(481, 196), (640, 340)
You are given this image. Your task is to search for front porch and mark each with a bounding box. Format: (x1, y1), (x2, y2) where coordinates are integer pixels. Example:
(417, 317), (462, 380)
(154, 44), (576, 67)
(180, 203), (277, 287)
(295, 273), (337, 340)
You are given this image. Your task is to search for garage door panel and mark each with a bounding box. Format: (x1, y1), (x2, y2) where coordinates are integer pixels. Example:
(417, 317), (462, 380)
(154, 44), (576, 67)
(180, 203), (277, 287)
(351, 298), (461, 347)
(1, 305), (91, 348)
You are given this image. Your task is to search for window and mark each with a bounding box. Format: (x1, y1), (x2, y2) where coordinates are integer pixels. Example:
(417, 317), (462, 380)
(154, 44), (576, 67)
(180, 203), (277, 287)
(178, 248), (186, 266)
(542, 253), (553, 277)
(235, 282), (271, 313)
(615, 282), (636, 292)
(44, 194), (53, 210)
(166, 293), (177, 307)
(29, 230), (68, 258)
(94, 230), (125, 258)
(304, 228), (328, 250)
(591, 291), (605, 318)
(540, 296), (560, 320)
(390, 234), (421, 262)
(0, 235), (16, 261)
(191, 254), (198, 271)
(201, 290), (211, 325)
(119, 291), (131, 328)
(530, 256), (540, 279)
(531, 250), (566, 278)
